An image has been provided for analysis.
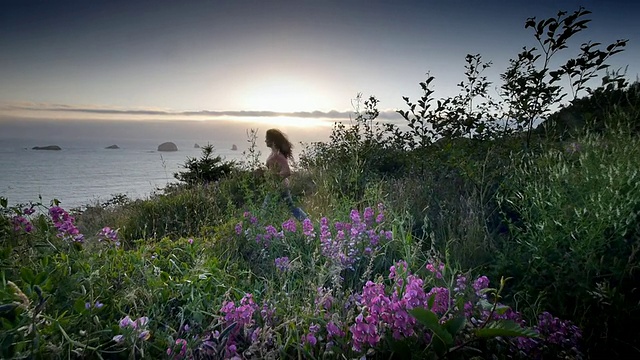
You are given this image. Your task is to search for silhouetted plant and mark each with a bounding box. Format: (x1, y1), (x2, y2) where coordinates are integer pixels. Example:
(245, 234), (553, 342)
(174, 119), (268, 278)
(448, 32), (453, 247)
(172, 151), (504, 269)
(174, 144), (237, 185)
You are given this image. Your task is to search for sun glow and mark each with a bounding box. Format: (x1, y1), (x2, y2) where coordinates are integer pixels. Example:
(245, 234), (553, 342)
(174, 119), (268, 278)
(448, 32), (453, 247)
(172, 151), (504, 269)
(240, 76), (323, 113)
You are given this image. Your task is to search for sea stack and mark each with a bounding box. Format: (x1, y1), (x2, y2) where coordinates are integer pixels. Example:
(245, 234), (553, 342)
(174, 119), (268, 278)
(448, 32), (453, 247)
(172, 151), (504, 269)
(231, 144), (238, 151)
(105, 144), (120, 149)
(32, 145), (62, 150)
(157, 142), (178, 152)
(194, 143), (200, 148)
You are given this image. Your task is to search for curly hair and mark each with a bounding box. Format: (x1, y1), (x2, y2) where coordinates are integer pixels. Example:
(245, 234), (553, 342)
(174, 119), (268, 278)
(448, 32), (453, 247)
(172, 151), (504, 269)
(266, 129), (294, 159)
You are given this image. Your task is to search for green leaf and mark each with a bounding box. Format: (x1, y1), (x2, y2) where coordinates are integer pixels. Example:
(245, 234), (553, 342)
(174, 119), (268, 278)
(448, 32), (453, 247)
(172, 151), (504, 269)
(20, 268), (35, 285)
(409, 307), (453, 345)
(73, 298), (87, 314)
(443, 316), (467, 336)
(475, 320), (540, 338)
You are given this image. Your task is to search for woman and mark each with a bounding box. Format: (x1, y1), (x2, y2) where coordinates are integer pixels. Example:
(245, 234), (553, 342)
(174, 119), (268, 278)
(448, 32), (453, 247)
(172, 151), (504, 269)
(262, 129), (308, 221)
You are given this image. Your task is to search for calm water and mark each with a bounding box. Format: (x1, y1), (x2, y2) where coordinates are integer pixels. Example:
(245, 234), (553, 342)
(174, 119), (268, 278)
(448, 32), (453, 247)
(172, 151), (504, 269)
(0, 137), (250, 209)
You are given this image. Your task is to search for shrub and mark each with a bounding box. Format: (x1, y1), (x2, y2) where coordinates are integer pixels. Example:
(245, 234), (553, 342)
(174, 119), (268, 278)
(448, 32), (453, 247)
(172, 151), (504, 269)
(496, 125), (640, 355)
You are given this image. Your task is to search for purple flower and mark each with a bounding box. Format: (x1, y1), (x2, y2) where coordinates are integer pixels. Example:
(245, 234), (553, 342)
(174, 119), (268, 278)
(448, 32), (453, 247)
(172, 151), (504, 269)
(188, 238), (194, 244)
(363, 207), (374, 224)
(473, 276), (490, 296)
(303, 333), (317, 346)
(139, 330), (151, 341)
(112, 335), (124, 343)
(136, 316), (149, 327)
(302, 218), (315, 237)
(282, 218), (297, 232)
(350, 209), (361, 224)
(119, 316), (133, 328)
(327, 321), (345, 339)
(426, 261), (444, 279)
(234, 222), (243, 235)
(274, 256), (290, 271)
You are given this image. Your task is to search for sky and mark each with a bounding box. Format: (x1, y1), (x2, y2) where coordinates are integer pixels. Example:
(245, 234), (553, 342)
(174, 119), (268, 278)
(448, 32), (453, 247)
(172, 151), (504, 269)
(1, 0), (639, 143)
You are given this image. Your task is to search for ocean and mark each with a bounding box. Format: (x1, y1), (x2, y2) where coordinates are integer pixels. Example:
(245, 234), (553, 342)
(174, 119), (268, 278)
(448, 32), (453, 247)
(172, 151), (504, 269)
(0, 137), (251, 209)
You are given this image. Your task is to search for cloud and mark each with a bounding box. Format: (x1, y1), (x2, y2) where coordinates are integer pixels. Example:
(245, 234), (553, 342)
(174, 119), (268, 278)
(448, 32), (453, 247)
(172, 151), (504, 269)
(0, 101), (404, 121)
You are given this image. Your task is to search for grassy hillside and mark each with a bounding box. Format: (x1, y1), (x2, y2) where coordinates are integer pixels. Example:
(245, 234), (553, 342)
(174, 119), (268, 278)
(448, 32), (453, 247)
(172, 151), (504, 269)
(2, 6), (640, 359)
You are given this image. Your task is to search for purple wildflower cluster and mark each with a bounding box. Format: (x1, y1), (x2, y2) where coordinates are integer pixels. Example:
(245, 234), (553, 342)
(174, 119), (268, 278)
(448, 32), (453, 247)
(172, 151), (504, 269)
(235, 212), (283, 248)
(167, 338), (188, 359)
(113, 316), (151, 343)
(220, 293), (259, 358)
(49, 206), (84, 243)
(317, 204), (392, 270)
(11, 206), (36, 233)
(274, 256), (290, 272)
(97, 226), (120, 247)
(12, 215), (34, 233)
(350, 260), (435, 351)
(513, 311), (583, 359)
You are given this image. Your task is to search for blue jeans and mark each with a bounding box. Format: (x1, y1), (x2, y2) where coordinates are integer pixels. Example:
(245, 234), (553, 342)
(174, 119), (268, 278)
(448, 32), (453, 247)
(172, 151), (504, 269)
(263, 189), (308, 221)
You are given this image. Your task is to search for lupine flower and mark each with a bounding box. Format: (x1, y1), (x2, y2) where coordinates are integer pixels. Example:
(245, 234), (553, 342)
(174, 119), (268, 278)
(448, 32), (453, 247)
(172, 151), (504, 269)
(454, 274), (467, 293)
(282, 218), (297, 232)
(303, 333), (317, 346)
(136, 316), (149, 327)
(97, 226), (120, 246)
(112, 335), (124, 343)
(326, 321), (345, 339)
(138, 330), (151, 341)
(12, 216), (34, 233)
(234, 222), (243, 235)
(49, 206), (84, 243)
(167, 338), (188, 359)
(350, 209), (361, 223)
(119, 316), (134, 328)
(302, 218), (315, 238)
(426, 261), (445, 279)
(274, 256), (290, 272)
(473, 276), (490, 296)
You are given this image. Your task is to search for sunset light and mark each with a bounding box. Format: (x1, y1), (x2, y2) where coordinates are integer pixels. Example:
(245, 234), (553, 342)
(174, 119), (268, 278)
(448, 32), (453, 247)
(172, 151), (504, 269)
(240, 76), (324, 113)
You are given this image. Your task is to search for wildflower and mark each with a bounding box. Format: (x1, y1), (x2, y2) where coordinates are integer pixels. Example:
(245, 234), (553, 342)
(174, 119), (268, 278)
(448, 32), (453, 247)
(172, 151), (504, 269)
(363, 207), (374, 224)
(302, 218), (315, 237)
(95, 301), (104, 309)
(350, 209), (361, 223)
(85, 302), (91, 310)
(426, 261), (444, 279)
(327, 321), (345, 339)
(119, 316), (133, 328)
(188, 238), (194, 244)
(234, 222), (243, 235)
(454, 274), (467, 293)
(282, 218), (297, 232)
(112, 335), (124, 343)
(274, 256), (290, 272)
(473, 276), (490, 296)
(303, 333), (317, 346)
(136, 316), (149, 328)
(426, 287), (450, 315)
(139, 330), (151, 341)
